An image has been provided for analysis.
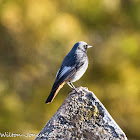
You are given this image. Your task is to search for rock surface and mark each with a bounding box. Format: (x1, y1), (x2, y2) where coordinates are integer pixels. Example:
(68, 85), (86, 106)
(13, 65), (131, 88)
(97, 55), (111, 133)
(36, 87), (127, 140)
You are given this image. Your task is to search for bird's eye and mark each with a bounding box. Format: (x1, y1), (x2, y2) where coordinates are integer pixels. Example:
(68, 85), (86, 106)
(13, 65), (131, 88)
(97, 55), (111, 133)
(84, 45), (88, 49)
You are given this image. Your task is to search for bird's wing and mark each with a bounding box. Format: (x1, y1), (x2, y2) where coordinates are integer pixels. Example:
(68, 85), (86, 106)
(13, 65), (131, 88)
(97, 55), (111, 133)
(45, 62), (84, 103)
(55, 62), (84, 84)
(55, 52), (85, 82)
(55, 66), (76, 85)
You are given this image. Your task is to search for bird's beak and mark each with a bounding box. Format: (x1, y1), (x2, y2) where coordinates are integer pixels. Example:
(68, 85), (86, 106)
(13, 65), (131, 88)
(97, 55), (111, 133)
(87, 45), (92, 48)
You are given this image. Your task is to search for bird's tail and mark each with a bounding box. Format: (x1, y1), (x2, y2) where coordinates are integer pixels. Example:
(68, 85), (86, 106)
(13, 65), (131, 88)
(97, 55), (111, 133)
(45, 82), (65, 104)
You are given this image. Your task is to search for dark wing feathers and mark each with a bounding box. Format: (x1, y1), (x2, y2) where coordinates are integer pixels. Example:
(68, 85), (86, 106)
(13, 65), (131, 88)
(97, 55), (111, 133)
(45, 67), (76, 103)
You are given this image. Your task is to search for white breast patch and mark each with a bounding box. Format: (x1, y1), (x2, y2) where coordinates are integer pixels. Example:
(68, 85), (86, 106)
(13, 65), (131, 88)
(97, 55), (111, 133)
(70, 60), (88, 82)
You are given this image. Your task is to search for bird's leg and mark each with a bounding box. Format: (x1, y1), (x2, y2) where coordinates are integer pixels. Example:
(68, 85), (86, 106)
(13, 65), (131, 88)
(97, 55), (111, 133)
(70, 82), (75, 89)
(67, 82), (78, 92)
(67, 82), (73, 88)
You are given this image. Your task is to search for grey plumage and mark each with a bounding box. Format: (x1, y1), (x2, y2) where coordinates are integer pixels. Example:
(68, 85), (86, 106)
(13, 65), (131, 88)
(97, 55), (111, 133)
(46, 41), (92, 103)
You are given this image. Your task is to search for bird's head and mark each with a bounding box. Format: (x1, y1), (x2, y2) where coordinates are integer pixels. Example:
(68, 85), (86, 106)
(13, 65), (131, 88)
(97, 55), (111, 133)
(72, 41), (92, 53)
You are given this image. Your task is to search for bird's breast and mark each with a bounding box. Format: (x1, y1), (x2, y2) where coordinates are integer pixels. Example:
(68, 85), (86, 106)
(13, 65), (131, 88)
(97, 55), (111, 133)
(70, 59), (88, 82)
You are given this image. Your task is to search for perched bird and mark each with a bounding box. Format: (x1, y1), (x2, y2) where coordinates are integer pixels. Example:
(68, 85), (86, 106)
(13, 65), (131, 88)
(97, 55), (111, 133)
(46, 41), (92, 103)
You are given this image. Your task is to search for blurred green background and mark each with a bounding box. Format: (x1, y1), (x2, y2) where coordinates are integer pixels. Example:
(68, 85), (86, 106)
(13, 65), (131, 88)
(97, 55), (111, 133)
(0, 0), (140, 139)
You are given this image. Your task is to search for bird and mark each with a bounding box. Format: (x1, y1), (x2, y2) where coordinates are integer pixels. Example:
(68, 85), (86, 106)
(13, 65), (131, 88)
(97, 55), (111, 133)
(45, 41), (92, 104)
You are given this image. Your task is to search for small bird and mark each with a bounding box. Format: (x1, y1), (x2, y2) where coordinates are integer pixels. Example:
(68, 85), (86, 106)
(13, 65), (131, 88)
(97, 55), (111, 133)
(45, 41), (92, 103)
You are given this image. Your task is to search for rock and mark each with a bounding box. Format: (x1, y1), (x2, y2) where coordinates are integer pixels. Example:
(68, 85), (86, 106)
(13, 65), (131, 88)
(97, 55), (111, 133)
(36, 87), (127, 140)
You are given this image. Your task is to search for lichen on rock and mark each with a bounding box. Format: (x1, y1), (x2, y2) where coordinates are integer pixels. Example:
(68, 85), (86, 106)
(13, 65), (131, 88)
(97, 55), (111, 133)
(36, 87), (127, 140)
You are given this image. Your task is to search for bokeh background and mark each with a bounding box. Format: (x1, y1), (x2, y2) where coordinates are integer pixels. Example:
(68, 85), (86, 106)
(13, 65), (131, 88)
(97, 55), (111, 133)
(0, 0), (140, 139)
